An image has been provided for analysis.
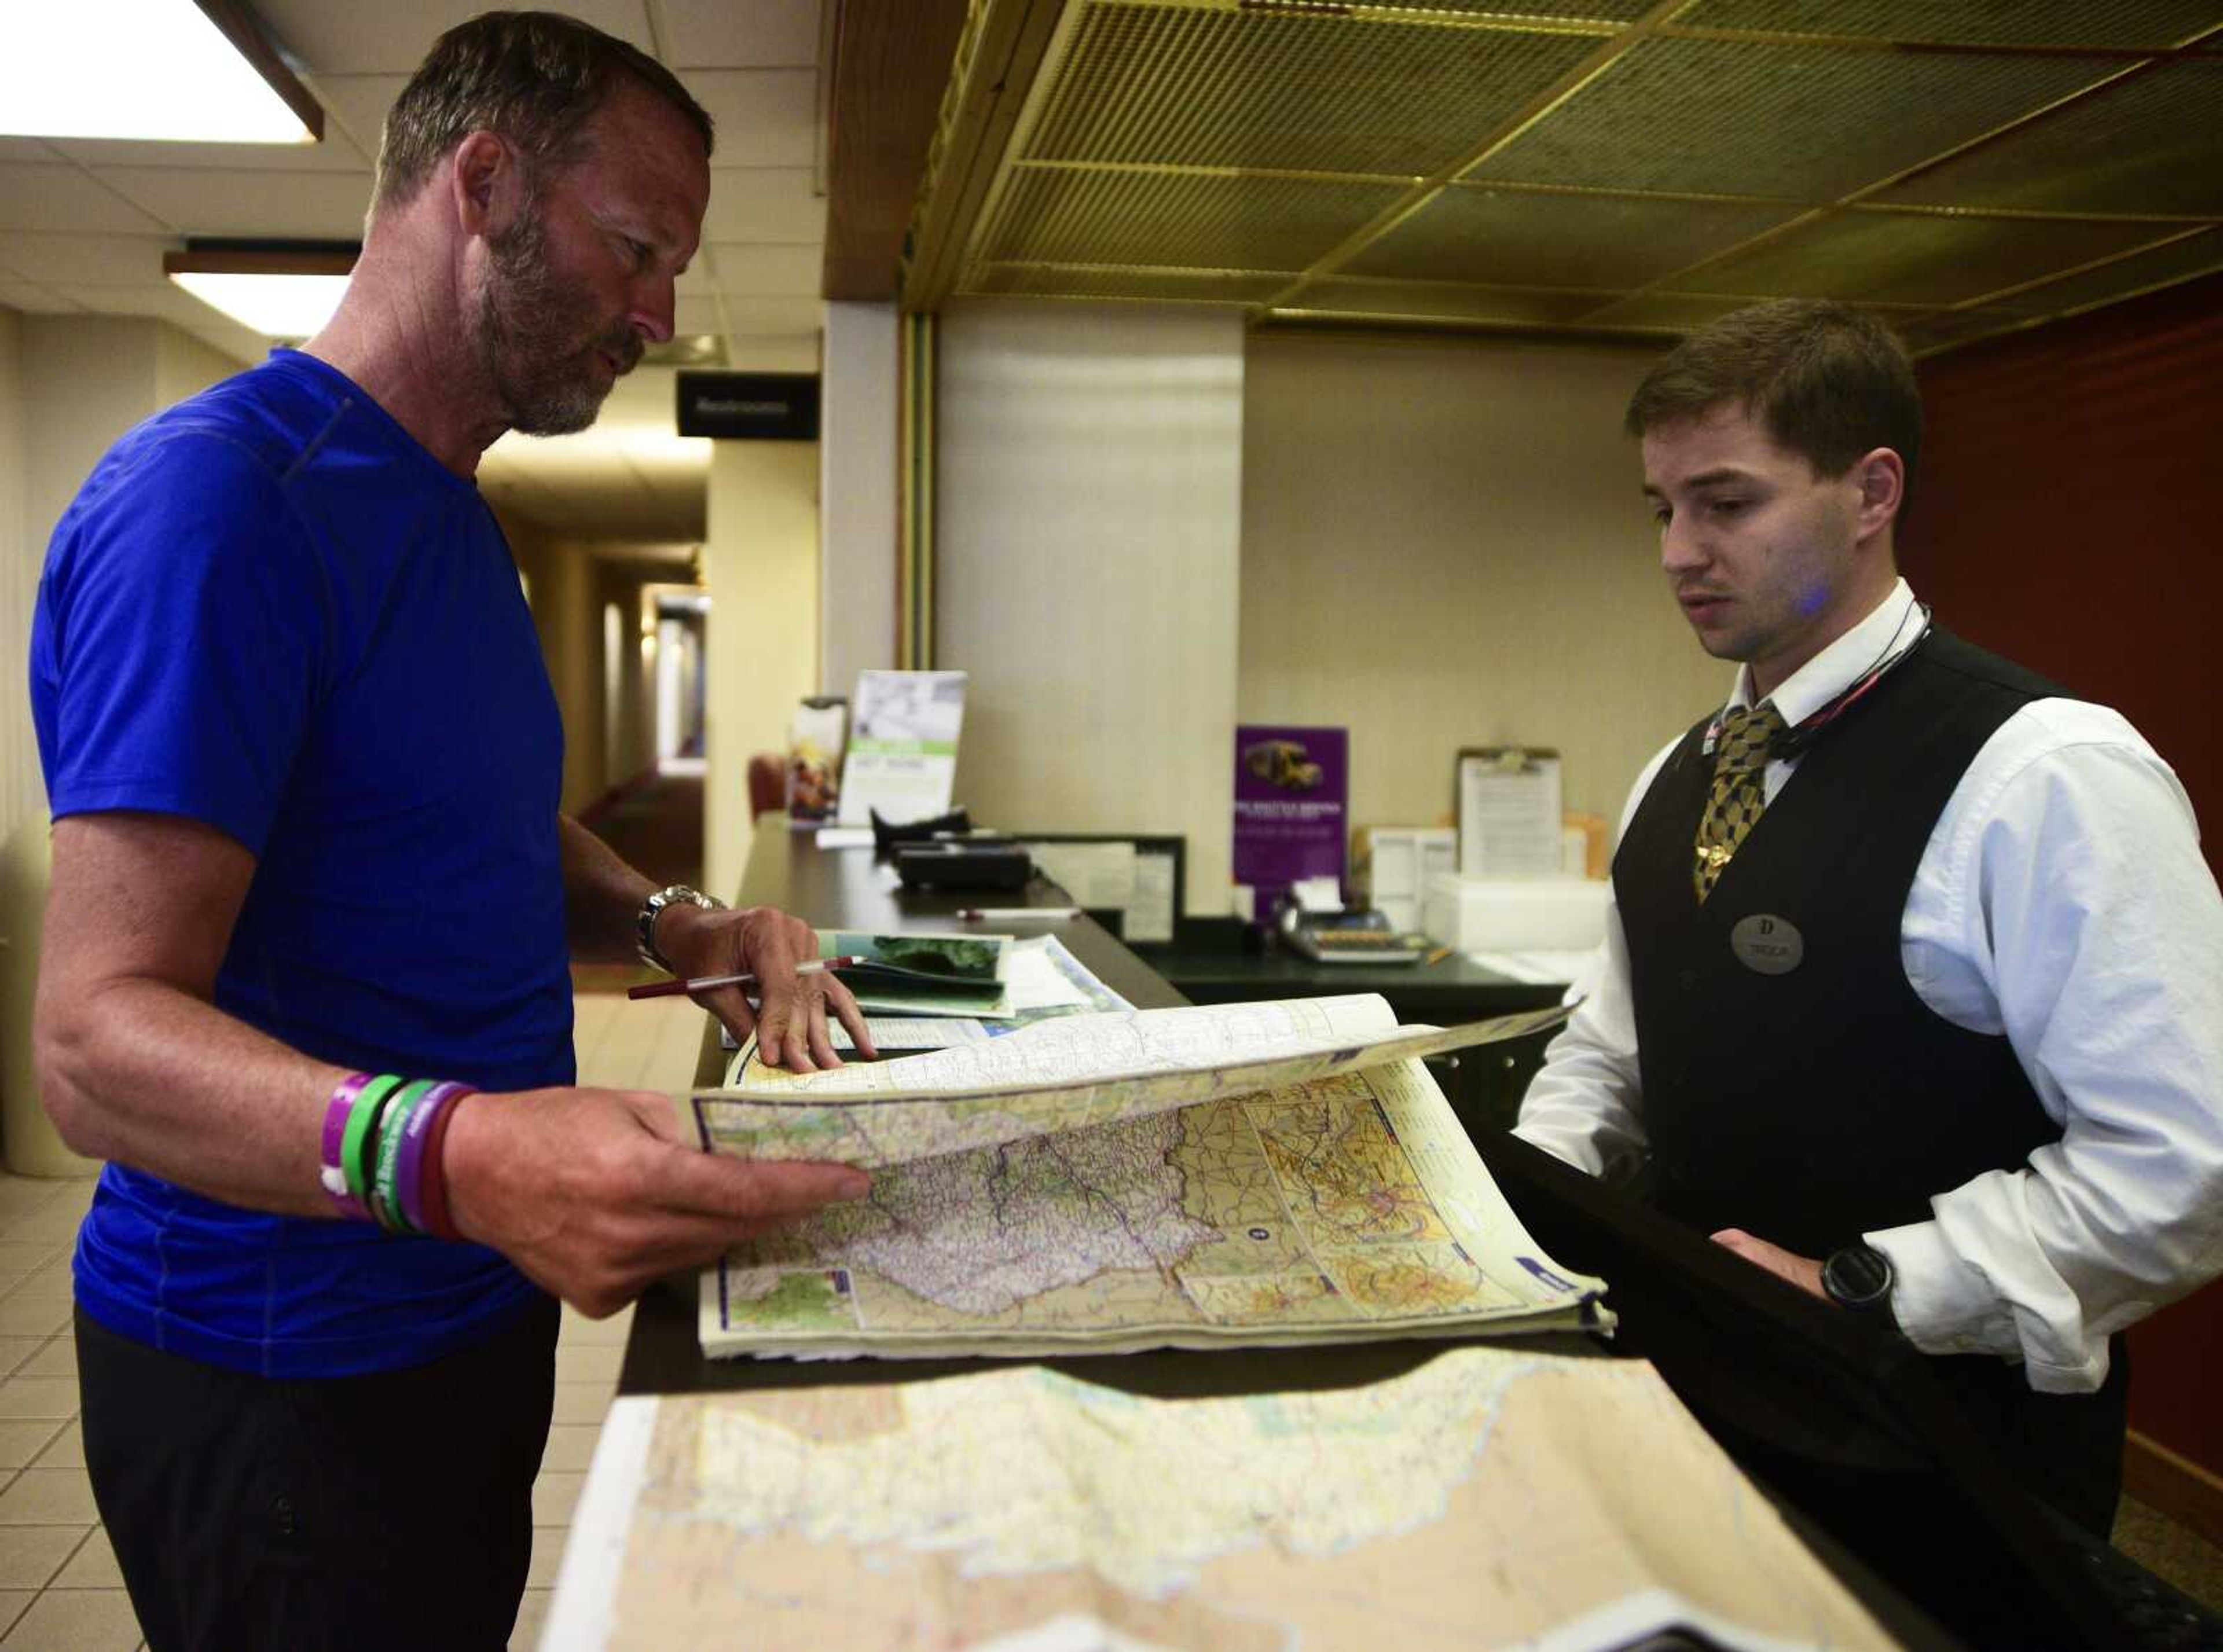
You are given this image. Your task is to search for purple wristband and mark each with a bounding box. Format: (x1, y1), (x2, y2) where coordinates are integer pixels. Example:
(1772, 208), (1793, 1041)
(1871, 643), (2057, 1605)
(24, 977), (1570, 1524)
(320, 1073), (376, 1221)
(395, 1081), (471, 1236)
(321, 1073), (373, 1172)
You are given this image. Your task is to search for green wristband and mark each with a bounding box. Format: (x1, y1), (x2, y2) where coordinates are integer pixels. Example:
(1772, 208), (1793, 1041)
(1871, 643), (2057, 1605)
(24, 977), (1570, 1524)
(340, 1075), (405, 1205)
(371, 1080), (436, 1234)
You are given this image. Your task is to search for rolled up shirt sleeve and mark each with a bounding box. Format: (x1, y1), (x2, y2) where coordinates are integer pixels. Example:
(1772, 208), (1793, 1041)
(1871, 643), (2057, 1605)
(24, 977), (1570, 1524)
(1869, 710), (2223, 1393)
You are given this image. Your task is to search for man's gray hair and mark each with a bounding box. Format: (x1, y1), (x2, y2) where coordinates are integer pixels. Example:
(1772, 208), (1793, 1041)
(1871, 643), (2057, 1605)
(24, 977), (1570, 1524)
(374, 10), (713, 211)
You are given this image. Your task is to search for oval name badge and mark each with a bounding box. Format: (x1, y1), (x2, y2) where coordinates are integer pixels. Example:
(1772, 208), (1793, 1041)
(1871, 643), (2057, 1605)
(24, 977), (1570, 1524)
(1730, 913), (1803, 975)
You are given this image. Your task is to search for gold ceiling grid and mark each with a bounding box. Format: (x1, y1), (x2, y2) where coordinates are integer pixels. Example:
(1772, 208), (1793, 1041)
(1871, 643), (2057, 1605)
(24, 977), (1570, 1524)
(934, 0), (2223, 356)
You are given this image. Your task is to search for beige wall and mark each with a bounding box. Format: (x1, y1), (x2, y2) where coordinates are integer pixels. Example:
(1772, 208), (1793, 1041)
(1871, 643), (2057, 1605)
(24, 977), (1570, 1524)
(1239, 332), (1726, 836)
(504, 512), (604, 816)
(703, 440), (819, 900)
(0, 309), (42, 1171)
(821, 300), (897, 697)
(156, 324), (248, 410)
(936, 301), (1246, 914)
(2, 314), (248, 1174)
(0, 309), (31, 857)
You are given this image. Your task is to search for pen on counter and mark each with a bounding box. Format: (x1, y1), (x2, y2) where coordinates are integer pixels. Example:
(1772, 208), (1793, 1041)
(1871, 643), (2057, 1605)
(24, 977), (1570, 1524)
(1422, 946), (1454, 967)
(627, 955), (863, 1001)
(956, 906), (1081, 922)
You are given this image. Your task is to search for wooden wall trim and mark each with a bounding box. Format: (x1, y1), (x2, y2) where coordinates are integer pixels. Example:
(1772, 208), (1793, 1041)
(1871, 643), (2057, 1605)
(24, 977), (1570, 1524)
(820, 0), (972, 302)
(2126, 1430), (2223, 1551)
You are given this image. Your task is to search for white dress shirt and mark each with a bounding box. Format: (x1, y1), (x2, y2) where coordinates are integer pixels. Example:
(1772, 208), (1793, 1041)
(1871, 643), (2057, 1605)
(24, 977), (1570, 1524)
(1514, 579), (2223, 1393)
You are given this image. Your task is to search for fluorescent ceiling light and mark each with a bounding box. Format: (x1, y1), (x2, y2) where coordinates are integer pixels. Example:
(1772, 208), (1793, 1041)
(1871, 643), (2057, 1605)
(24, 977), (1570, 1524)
(1, 0), (322, 145)
(166, 243), (354, 340)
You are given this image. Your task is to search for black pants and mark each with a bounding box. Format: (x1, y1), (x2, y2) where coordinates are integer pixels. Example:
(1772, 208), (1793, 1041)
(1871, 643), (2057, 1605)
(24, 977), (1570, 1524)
(1929, 1337), (2130, 1540)
(77, 1296), (559, 1652)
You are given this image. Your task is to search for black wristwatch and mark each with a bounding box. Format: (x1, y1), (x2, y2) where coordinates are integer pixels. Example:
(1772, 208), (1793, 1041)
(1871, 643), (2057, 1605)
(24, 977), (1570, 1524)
(1820, 1241), (1896, 1313)
(636, 884), (725, 974)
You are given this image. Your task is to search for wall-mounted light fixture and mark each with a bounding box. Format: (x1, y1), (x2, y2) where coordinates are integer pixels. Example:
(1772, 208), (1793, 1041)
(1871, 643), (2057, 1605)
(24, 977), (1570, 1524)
(164, 240), (357, 340)
(1, 0), (324, 146)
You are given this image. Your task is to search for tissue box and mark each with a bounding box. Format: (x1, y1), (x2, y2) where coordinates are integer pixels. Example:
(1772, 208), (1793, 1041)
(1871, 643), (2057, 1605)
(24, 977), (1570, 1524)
(1423, 873), (1610, 952)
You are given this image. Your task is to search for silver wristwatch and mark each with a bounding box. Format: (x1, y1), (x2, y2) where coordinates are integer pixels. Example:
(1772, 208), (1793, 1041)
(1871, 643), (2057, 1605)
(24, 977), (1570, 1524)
(636, 884), (725, 974)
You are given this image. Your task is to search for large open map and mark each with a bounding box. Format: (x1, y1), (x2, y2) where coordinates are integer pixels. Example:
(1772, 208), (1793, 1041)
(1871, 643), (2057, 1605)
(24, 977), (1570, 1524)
(695, 996), (1603, 1357)
(542, 1346), (1894, 1650)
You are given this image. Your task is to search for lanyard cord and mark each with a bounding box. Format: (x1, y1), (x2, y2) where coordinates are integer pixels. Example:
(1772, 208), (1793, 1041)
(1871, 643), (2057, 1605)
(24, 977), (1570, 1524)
(1704, 603), (1935, 759)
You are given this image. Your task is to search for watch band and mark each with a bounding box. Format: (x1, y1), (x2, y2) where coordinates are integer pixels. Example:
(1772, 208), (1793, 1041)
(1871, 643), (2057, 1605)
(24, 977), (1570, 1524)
(636, 884), (725, 974)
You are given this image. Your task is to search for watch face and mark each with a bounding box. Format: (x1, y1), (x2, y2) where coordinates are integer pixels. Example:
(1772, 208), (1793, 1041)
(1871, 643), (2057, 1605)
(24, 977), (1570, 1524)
(1825, 1244), (1893, 1309)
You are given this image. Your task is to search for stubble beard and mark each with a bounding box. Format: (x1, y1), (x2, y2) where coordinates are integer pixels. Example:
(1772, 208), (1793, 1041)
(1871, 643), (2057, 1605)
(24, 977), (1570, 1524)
(476, 196), (639, 437)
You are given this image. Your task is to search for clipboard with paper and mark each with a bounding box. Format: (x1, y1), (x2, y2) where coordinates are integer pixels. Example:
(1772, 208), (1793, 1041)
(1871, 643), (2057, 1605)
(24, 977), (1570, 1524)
(1455, 746), (1564, 879)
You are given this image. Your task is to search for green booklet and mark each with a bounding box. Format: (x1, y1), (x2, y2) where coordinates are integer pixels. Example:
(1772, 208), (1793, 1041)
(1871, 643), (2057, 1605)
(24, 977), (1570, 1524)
(818, 931), (1014, 1019)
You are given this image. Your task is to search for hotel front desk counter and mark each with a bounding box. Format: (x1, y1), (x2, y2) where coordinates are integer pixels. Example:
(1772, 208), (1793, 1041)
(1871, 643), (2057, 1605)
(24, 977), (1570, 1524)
(609, 818), (2196, 1652)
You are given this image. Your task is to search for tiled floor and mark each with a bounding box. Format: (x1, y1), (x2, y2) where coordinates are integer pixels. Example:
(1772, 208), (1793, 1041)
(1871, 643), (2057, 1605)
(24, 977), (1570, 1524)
(0, 986), (705, 1651)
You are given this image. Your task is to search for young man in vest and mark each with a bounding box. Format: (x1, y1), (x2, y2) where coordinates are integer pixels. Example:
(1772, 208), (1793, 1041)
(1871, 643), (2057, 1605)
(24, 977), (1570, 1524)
(1514, 298), (2223, 1537)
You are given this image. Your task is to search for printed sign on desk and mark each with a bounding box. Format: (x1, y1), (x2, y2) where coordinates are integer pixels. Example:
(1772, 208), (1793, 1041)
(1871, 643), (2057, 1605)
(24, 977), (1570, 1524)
(837, 670), (969, 827)
(1232, 726), (1348, 916)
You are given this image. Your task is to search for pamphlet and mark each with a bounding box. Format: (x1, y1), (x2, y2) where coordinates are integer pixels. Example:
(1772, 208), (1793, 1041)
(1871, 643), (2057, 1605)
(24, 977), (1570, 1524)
(837, 670), (969, 827)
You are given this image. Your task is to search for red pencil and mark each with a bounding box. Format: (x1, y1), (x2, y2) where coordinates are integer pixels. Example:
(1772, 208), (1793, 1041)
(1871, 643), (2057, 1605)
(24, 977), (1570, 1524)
(627, 955), (864, 1001)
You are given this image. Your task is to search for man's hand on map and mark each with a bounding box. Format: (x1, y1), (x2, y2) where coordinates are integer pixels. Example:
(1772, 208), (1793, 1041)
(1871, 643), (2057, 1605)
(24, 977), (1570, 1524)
(652, 902), (874, 1073)
(441, 1084), (872, 1316)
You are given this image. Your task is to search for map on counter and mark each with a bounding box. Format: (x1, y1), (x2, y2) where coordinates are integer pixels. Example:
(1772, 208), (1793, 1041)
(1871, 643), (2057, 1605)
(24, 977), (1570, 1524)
(695, 993), (1571, 1169)
(688, 995), (1597, 1359)
(542, 1347), (1895, 1651)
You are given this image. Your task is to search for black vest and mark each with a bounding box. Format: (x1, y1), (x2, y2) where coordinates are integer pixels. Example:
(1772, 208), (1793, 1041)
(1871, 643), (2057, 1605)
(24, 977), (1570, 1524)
(1617, 629), (2065, 1257)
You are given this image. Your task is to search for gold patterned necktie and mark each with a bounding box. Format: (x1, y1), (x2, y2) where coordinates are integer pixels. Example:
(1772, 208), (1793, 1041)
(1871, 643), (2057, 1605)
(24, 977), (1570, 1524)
(1693, 700), (1787, 902)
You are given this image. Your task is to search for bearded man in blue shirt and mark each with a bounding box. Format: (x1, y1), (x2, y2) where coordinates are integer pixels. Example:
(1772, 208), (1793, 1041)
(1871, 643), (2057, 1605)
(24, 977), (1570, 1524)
(30, 13), (874, 1649)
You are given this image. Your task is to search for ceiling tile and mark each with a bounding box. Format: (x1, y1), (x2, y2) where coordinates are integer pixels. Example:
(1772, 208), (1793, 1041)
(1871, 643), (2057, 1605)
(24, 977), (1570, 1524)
(0, 233), (168, 285)
(306, 75), (410, 163)
(687, 71), (818, 170)
(1674, 0), (2223, 50)
(713, 295), (822, 335)
(1569, 291), (1770, 333)
(1344, 186), (1801, 291)
(0, 280), (78, 314)
(1667, 210), (2178, 306)
(1025, 6), (1600, 178)
(1275, 278), (1608, 329)
(255, 1), (655, 75)
(87, 168), (373, 240)
(48, 131), (374, 174)
(978, 168), (1405, 271)
(710, 242), (820, 296)
(702, 168), (825, 245)
(1879, 60), (2223, 218)
(674, 294), (724, 333)
(0, 164), (168, 234)
(965, 265), (1287, 305)
(677, 245), (721, 292)
(722, 333), (819, 372)
(1976, 225), (2223, 317)
(1470, 38), (2116, 200)
(661, 0), (821, 69)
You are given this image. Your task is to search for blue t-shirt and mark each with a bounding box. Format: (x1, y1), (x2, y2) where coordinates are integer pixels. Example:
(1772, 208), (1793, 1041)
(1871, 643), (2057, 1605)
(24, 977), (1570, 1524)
(30, 349), (572, 1378)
